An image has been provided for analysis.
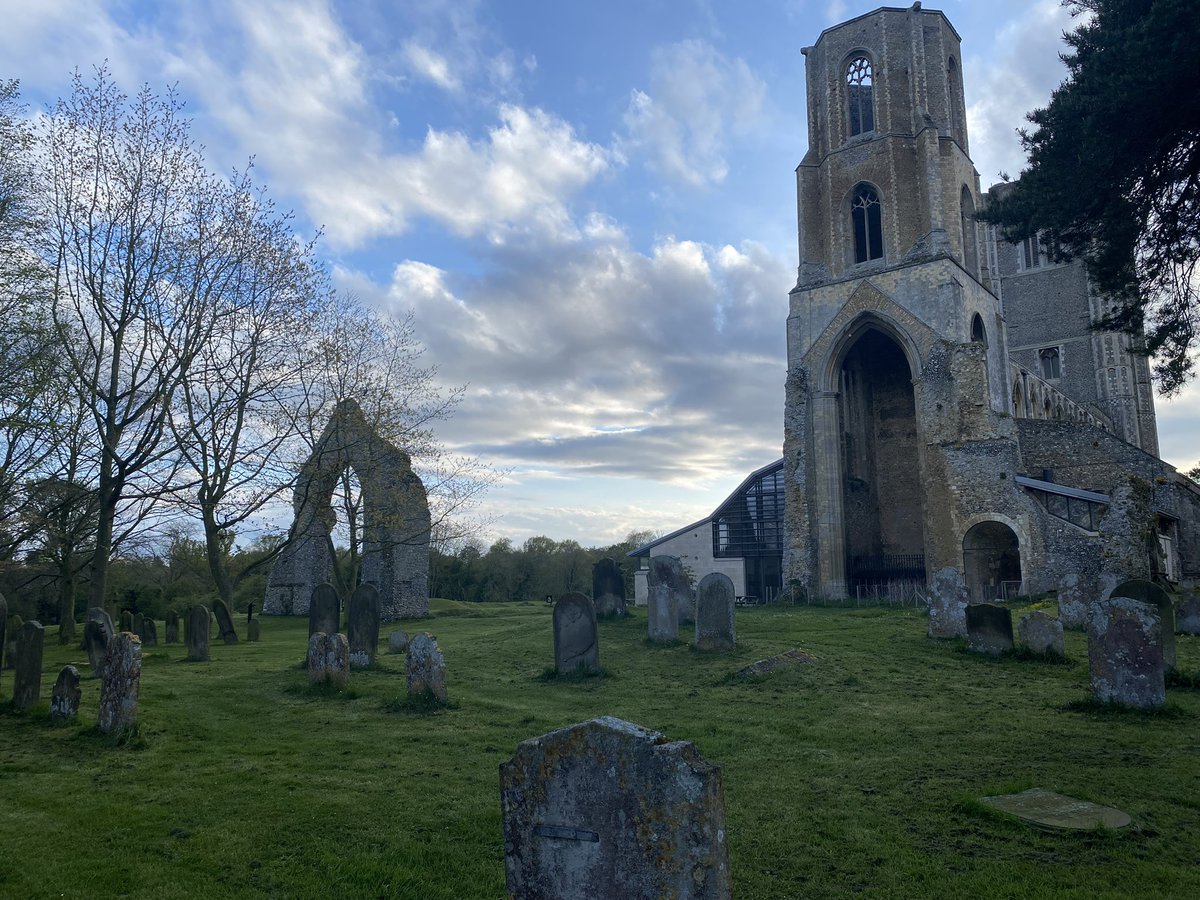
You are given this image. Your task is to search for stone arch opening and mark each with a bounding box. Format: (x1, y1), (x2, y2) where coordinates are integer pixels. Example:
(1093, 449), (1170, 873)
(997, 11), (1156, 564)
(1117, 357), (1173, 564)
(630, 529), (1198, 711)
(1012, 380), (1024, 417)
(960, 186), (978, 275)
(837, 327), (926, 591)
(962, 521), (1021, 602)
(970, 312), (987, 346)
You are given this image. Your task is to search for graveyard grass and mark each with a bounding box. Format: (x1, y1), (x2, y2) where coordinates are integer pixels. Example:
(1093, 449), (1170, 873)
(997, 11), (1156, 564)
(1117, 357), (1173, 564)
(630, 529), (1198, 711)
(2, 600), (1199, 899)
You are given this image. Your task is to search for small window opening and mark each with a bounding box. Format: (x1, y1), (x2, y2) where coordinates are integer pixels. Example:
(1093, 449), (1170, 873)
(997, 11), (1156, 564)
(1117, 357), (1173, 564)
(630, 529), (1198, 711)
(847, 57), (875, 137)
(971, 313), (987, 345)
(851, 184), (883, 263)
(1039, 347), (1061, 380)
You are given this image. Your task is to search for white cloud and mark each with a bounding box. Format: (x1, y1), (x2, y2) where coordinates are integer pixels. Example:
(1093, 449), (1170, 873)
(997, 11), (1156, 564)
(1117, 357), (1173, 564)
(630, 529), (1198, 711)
(402, 41), (461, 92)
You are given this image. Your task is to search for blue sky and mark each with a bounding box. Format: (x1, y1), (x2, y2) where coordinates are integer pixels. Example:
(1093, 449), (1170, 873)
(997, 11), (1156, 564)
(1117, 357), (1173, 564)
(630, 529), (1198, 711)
(6, 0), (1199, 548)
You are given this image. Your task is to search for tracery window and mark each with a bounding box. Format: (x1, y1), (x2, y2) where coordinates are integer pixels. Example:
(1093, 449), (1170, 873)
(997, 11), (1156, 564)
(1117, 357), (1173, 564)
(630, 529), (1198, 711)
(851, 184), (883, 263)
(1039, 346), (1061, 380)
(847, 56), (875, 137)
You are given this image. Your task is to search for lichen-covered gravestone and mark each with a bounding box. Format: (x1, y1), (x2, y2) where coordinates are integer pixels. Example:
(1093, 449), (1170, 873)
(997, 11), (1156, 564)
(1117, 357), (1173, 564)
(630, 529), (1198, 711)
(306, 632), (350, 687)
(499, 716), (730, 900)
(165, 610), (179, 644)
(213, 598), (239, 645)
(1088, 596), (1165, 709)
(187, 605), (211, 662)
(307, 583), (340, 638)
(1056, 573), (1089, 630)
(406, 633), (447, 702)
(1018, 611), (1065, 657)
(694, 572), (736, 651)
(927, 567), (969, 639)
(966, 603), (1013, 657)
(347, 583), (381, 669)
(4, 613), (21, 670)
(131, 613), (144, 639)
(1109, 579), (1175, 671)
(98, 633), (141, 733)
(140, 617), (158, 648)
(51, 665), (81, 724)
(388, 629), (410, 654)
(647, 555), (689, 642)
(591, 558), (627, 618)
(12, 621), (45, 711)
(83, 608), (114, 677)
(553, 593), (599, 675)
(1178, 592), (1200, 636)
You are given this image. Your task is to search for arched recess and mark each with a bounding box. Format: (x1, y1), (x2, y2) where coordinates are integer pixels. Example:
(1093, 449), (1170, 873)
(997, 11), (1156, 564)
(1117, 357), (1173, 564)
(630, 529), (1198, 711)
(845, 53), (875, 137)
(970, 313), (987, 345)
(947, 56), (966, 144)
(960, 186), (978, 276)
(962, 520), (1022, 602)
(1012, 381), (1024, 418)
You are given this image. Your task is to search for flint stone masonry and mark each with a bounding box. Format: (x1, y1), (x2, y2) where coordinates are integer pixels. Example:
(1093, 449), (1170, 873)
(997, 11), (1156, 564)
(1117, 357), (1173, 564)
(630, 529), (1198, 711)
(307, 632), (350, 687)
(98, 633), (142, 733)
(1178, 593), (1200, 635)
(83, 608), (114, 677)
(264, 399), (430, 621)
(1088, 596), (1165, 709)
(308, 584), (340, 639)
(647, 556), (689, 642)
(388, 630), (410, 653)
(406, 633), (446, 702)
(187, 606), (211, 662)
(347, 583), (381, 669)
(1097, 477), (1155, 582)
(927, 568), (969, 639)
(966, 604), (1013, 657)
(590, 558), (627, 618)
(51, 665), (81, 723)
(213, 599), (239, 645)
(12, 621), (45, 711)
(165, 610), (179, 644)
(1056, 574), (1089, 630)
(1109, 579), (1176, 671)
(553, 593), (599, 675)
(695, 573), (736, 651)
(1018, 611), (1065, 657)
(499, 716), (731, 900)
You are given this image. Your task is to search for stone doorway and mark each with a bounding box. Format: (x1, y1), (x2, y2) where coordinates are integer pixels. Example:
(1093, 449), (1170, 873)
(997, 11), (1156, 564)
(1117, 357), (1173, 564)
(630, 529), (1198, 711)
(962, 521), (1022, 601)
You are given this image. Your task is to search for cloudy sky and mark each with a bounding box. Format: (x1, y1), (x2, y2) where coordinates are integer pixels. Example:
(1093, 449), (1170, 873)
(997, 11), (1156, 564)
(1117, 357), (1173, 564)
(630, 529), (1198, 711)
(5, 0), (1198, 548)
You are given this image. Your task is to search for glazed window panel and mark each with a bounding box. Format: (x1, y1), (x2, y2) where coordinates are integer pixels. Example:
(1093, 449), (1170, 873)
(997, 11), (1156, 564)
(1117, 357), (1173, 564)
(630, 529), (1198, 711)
(1039, 346), (1061, 379)
(852, 184), (883, 263)
(847, 56), (875, 136)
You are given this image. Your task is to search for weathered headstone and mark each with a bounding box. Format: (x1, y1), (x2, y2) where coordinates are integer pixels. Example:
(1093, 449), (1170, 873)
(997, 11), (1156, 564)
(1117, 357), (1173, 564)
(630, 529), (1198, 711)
(213, 598), (239, 645)
(347, 583), (381, 669)
(247, 619), (261, 642)
(499, 717), (730, 900)
(51, 665), (81, 724)
(590, 558), (627, 618)
(1177, 592), (1200, 636)
(306, 632), (350, 687)
(83, 608), (114, 677)
(927, 567), (969, 639)
(553, 593), (599, 675)
(388, 629), (410, 653)
(1018, 610), (1065, 657)
(308, 583), (340, 638)
(4, 613), (21, 670)
(131, 612), (144, 640)
(1056, 573), (1089, 630)
(1088, 596), (1165, 709)
(98, 632), (142, 733)
(966, 603), (1013, 657)
(165, 609), (179, 644)
(119, 610), (133, 633)
(139, 617), (158, 648)
(1109, 579), (1175, 671)
(187, 605), (211, 662)
(732, 648), (818, 680)
(980, 788), (1131, 831)
(647, 555), (688, 642)
(12, 621), (45, 711)
(406, 633), (447, 702)
(694, 572), (736, 651)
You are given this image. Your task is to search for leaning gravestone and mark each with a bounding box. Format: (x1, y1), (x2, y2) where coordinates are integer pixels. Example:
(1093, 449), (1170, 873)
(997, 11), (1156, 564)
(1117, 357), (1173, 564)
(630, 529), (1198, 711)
(647, 556), (688, 642)
(1109, 579), (1176, 671)
(406, 633), (447, 702)
(307, 632), (350, 687)
(187, 605), (211, 662)
(140, 617), (158, 648)
(1088, 596), (1165, 709)
(1056, 573), (1089, 630)
(83, 608), (115, 677)
(12, 621), (45, 711)
(51, 665), (81, 724)
(590, 558), (627, 618)
(308, 584), (340, 638)
(347, 583), (381, 669)
(695, 572), (736, 651)
(98, 632), (142, 733)
(927, 567), (969, 639)
(499, 716), (730, 900)
(247, 619), (261, 642)
(1177, 592), (1200, 636)
(1018, 611), (1065, 657)
(5, 613), (21, 670)
(966, 603), (1013, 657)
(213, 598), (239, 645)
(388, 629), (410, 654)
(131, 613), (144, 639)
(165, 610), (179, 644)
(553, 593), (599, 675)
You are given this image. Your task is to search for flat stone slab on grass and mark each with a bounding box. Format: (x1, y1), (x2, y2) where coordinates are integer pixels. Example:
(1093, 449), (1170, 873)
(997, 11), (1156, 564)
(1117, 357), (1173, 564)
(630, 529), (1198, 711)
(732, 649), (818, 680)
(980, 788), (1131, 831)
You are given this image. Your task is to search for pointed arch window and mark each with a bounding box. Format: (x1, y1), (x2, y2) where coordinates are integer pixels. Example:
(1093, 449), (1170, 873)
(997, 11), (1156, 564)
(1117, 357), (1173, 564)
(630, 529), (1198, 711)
(851, 184), (883, 263)
(847, 56), (875, 136)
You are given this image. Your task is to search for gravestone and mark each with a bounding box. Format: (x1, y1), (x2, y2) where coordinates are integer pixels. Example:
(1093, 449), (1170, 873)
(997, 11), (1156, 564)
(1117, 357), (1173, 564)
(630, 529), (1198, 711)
(12, 621), (45, 711)
(927, 567), (969, 639)
(694, 572), (736, 651)
(732, 648), (818, 680)
(98, 632), (142, 733)
(500, 717), (730, 900)
(131, 613), (144, 640)
(140, 617), (158, 648)
(406, 633), (447, 702)
(165, 609), (179, 644)
(51, 665), (81, 724)
(0, 592), (6, 676)
(1177, 592), (1200, 635)
(1056, 573), (1088, 630)
(213, 598), (239, 645)
(1018, 610), (1065, 657)
(647, 556), (689, 642)
(119, 610), (133, 632)
(5, 613), (21, 670)
(1087, 596), (1165, 709)
(980, 788), (1131, 831)
(247, 619), (261, 642)
(347, 583), (381, 669)
(83, 608), (114, 677)
(590, 558), (627, 618)
(553, 593), (599, 675)
(966, 603), (1013, 657)
(1109, 579), (1175, 671)
(388, 629), (410, 653)
(307, 632), (350, 687)
(308, 584), (340, 638)
(187, 605), (211, 662)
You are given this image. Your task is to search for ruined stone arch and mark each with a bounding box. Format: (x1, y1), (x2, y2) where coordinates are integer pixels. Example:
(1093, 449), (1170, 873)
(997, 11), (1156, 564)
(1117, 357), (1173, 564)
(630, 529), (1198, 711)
(264, 399), (431, 621)
(819, 309), (922, 393)
(1012, 380), (1024, 418)
(961, 517), (1024, 602)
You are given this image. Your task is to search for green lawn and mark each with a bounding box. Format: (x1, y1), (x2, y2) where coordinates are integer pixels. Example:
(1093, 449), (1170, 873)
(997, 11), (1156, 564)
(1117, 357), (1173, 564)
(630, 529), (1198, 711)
(1, 600), (1197, 899)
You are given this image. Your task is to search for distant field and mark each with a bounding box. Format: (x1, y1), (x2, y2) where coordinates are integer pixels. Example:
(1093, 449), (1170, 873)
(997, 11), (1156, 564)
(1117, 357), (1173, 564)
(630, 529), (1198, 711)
(1, 599), (1197, 899)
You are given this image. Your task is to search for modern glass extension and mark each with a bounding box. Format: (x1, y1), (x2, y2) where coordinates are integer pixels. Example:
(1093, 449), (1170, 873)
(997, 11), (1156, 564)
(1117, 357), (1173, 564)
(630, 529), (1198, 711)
(711, 460), (785, 602)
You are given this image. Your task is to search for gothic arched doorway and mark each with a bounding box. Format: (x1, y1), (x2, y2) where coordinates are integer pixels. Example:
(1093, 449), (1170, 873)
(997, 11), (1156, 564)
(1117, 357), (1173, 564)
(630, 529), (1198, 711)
(962, 521), (1021, 601)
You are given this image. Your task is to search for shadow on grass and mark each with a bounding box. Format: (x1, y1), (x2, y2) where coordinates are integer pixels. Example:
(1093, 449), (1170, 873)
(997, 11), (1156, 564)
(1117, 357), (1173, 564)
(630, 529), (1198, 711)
(1010, 646), (1075, 666)
(381, 691), (458, 715)
(536, 665), (611, 683)
(642, 638), (686, 650)
(73, 722), (148, 750)
(283, 680), (361, 701)
(1062, 697), (1190, 719)
(1167, 669), (1200, 690)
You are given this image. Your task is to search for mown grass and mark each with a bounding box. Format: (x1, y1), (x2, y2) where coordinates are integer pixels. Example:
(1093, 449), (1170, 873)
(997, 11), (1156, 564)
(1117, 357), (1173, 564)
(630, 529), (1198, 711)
(1, 599), (1198, 898)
